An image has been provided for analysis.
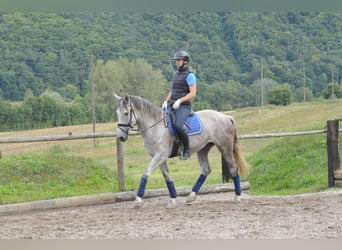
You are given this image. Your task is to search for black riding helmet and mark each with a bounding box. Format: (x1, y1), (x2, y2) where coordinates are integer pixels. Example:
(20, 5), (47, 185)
(173, 50), (190, 62)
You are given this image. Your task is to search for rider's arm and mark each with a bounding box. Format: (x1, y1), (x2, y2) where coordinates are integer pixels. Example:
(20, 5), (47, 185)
(179, 85), (196, 103)
(166, 92), (171, 102)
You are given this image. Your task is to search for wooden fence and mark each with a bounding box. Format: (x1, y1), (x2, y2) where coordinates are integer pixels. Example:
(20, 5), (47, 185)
(326, 119), (342, 187)
(1, 121), (341, 188)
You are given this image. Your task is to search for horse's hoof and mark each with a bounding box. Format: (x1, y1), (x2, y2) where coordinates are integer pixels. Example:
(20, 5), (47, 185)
(167, 198), (176, 209)
(134, 197), (144, 209)
(186, 192), (196, 203)
(234, 195), (241, 202)
(234, 192), (249, 202)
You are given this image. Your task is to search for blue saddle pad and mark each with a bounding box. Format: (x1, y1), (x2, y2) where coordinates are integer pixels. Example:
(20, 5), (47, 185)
(165, 109), (203, 137)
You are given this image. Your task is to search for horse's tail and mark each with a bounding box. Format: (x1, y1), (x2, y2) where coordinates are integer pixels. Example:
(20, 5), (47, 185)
(233, 126), (249, 178)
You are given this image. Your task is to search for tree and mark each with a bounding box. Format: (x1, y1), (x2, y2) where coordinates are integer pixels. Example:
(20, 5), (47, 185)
(0, 100), (12, 131)
(322, 83), (342, 99)
(249, 78), (279, 106)
(295, 87), (314, 102)
(125, 59), (167, 105)
(57, 84), (79, 101)
(94, 58), (167, 115)
(268, 84), (292, 106)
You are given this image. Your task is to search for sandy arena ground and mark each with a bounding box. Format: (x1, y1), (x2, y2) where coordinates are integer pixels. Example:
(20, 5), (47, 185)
(1, 189), (342, 239)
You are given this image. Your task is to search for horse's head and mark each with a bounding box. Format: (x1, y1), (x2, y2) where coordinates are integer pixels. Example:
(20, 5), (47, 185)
(114, 94), (136, 142)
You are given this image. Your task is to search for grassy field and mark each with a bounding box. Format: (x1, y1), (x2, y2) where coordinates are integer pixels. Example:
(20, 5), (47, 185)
(1, 99), (342, 204)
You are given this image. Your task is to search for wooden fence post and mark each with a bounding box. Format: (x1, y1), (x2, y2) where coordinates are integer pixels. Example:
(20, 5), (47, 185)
(326, 120), (340, 187)
(116, 138), (125, 190)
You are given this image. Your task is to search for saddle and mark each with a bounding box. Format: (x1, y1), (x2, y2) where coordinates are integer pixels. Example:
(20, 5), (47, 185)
(164, 107), (203, 158)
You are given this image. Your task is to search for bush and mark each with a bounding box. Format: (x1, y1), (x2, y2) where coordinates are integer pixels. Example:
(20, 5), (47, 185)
(322, 83), (342, 99)
(268, 84), (292, 106)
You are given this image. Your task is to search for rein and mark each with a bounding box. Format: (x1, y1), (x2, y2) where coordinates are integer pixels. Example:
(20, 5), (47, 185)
(140, 116), (165, 134)
(141, 108), (174, 133)
(139, 108), (168, 134)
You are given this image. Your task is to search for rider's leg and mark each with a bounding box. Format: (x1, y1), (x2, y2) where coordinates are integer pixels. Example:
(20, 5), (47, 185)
(174, 106), (191, 160)
(177, 129), (191, 160)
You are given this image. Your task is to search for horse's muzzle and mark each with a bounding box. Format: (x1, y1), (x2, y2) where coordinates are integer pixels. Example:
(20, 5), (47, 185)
(116, 128), (128, 142)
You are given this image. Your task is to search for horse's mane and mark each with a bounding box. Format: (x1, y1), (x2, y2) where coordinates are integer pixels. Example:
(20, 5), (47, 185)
(129, 95), (162, 120)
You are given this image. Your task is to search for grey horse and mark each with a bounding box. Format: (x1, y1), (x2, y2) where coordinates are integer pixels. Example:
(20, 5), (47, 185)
(115, 94), (249, 208)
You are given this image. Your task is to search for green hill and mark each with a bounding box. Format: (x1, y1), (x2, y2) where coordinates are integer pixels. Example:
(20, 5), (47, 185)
(1, 12), (341, 106)
(1, 12), (342, 132)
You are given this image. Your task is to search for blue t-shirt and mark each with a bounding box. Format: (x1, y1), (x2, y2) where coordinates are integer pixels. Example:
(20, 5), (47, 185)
(186, 73), (196, 86)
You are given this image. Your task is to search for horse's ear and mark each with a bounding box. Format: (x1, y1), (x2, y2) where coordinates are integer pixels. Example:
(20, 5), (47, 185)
(113, 94), (121, 101)
(124, 94), (129, 102)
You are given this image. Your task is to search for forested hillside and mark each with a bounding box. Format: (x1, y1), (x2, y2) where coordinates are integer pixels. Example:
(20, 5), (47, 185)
(0, 12), (341, 131)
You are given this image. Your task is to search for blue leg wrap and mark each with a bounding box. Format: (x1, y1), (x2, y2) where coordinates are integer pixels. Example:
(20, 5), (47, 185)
(233, 175), (242, 196)
(137, 177), (147, 198)
(166, 181), (177, 198)
(192, 174), (207, 193)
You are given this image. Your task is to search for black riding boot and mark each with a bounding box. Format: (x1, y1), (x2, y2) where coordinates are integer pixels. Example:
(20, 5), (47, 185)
(178, 130), (191, 160)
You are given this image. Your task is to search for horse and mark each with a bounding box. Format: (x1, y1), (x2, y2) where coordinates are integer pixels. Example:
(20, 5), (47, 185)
(114, 94), (249, 208)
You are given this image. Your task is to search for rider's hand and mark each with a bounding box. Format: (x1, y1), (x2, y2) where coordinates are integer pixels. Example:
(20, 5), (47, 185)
(172, 99), (181, 109)
(162, 101), (168, 110)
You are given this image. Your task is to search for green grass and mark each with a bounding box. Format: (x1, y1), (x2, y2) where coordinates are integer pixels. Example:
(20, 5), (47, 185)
(1, 99), (342, 204)
(0, 146), (117, 204)
(246, 135), (328, 195)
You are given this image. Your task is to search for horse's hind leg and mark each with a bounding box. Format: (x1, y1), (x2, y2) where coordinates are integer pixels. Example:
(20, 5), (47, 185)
(220, 148), (242, 199)
(186, 143), (213, 203)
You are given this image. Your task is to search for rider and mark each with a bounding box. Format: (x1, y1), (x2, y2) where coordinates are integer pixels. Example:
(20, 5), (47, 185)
(162, 49), (197, 160)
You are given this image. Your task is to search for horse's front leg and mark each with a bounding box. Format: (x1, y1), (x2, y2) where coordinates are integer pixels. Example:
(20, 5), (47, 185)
(159, 162), (177, 208)
(135, 155), (167, 208)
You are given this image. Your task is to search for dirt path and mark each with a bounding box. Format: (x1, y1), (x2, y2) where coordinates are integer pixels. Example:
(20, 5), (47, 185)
(1, 189), (342, 239)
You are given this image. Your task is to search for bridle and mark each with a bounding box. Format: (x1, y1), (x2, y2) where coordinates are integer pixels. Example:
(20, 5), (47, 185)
(117, 99), (137, 141)
(117, 97), (164, 136)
